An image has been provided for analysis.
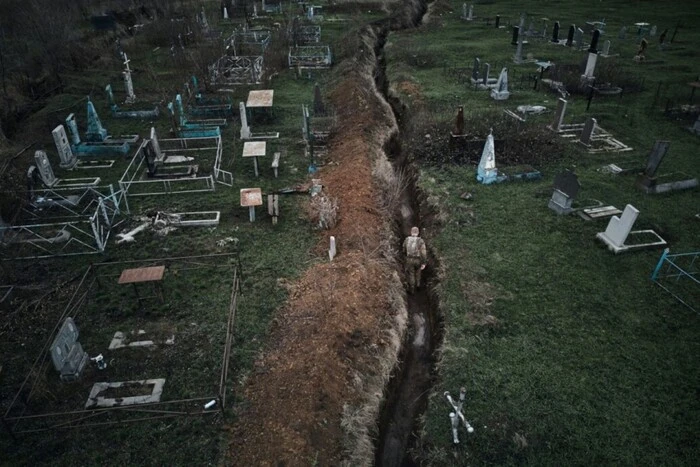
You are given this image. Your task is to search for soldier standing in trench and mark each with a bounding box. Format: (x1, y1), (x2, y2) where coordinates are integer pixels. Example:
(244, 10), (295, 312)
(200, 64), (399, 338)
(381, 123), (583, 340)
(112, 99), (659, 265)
(403, 226), (427, 294)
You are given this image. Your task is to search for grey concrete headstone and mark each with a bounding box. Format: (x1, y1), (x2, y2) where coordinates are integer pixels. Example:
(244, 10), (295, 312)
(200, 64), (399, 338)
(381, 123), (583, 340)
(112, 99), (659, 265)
(602, 40), (611, 56)
(472, 57), (481, 81)
(34, 151), (57, 187)
(580, 117), (596, 145)
(644, 140), (671, 178)
(619, 26), (627, 39)
(150, 127), (163, 161)
(551, 98), (568, 130)
(574, 28), (584, 50)
(49, 317), (88, 382)
(52, 125), (77, 169)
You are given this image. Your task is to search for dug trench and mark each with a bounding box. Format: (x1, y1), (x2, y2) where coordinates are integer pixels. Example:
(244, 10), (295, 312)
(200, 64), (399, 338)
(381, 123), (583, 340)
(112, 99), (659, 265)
(367, 1), (445, 466)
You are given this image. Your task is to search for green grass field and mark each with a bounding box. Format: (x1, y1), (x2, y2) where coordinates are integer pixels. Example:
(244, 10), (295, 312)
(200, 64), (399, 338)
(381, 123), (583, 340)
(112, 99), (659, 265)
(382, 0), (700, 464)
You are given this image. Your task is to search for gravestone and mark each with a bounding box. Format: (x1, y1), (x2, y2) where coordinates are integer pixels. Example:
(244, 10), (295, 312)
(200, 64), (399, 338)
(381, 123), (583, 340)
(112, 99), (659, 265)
(65, 114), (81, 146)
(519, 12), (526, 30)
(574, 28), (584, 50)
(582, 52), (598, 81)
(471, 57), (480, 82)
(239, 102), (251, 139)
(313, 83), (325, 115)
(122, 54), (136, 104)
(527, 21), (534, 37)
(34, 150), (58, 187)
(601, 40), (611, 56)
(467, 4), (474, 21)
(86, 98), (108, 142)
(223, 6), (229, 19)
(476, 131), (498, 184)
(692, 115), (700, 134)
(495, 15), (500, 29)
(490, 68), (510, 100)
(659, 29), (668, 45)
(637, 140), (670, 187)
(49, 317), (89, 382)
(150, 127), (163, 161)
(550, 98), (568, 131)
(52, 125), (77, 169)
(566, 25), (575, 46)
(619, 26), (627, 39)
(482, 63), (491, 85)
(513, 37), (523, 63)
(580, 117), (596, 146)
(650, 25), (657, 36)
(453, 106), (465, 136)
(598, 204), (639, 248)
(548, 170), (580, 215)
(589, 29), (601, 53)
(511, 26), (520, 45)
(551, 21), (560, 43)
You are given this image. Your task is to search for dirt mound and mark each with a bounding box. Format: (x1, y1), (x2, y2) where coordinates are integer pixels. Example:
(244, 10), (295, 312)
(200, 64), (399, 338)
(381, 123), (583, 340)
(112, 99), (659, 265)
(227, 71), (401, 465)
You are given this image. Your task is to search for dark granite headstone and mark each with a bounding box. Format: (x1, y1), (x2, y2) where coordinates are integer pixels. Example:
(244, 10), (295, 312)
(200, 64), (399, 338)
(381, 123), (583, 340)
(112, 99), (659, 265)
(552, 21), (560, 43)
(566, 25), (575, 46)
(553, 170), (581, 198)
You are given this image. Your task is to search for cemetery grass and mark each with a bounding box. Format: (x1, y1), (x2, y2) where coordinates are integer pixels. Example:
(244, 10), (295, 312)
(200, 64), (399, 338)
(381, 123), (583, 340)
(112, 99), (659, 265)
(383, 0), (700, 464)
(0, 15), (328, 464)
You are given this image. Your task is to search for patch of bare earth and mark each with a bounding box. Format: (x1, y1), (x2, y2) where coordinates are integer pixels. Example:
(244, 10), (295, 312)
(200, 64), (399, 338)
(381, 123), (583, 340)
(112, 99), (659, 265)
(227, 69), (403, 464)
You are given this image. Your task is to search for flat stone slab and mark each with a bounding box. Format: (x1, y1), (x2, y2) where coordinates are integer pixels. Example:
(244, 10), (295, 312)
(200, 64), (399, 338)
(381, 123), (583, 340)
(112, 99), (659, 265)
(85, 378), (166, 408)
(247, 90), (274, 108)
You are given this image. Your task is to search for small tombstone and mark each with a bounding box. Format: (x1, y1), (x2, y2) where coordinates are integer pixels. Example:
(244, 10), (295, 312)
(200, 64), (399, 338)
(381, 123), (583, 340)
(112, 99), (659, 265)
(52, 125), (77, 169)
(313, 83), (325, 115)
(495, 15), (500, 29)
(548, 170), (580, 215)
(476, 130), (498, 184)
(513, 37), (523, 63)
(550, 98), (568, 131)
(579, 117), (596, 146)
(598, 204), (639, 249)
(150, 127), (163, 161)
(223, 7), (229, 19)
(595, 204), (666, 253)
(636, 38), (648, 59)
(511, 26), (520, 45)
(34, 150), (58, 187)
(482, 63), (491, 85)
(551, 21), (560, 43)
(86, 98), (108, 142)
(574, 28), (584, 50)
(329, 236), (336, 261)
(582, 52), (598, 81)
(639, 140), (671, 185)
(471, 57), (481, 82)
(65, 114), (81, 146)
(239, 102), (251, 140)
(649, 25), (657, 36)
(267, 194), (279, 224)
(566, 24), (575, 46)
(659, 29), (668, 45)
(467, 4), (474, 21)
(601, 40), (611, 56)
(527, 21), (534, 37)
(49, 317), (89, 382)
(490, 68), (510, 100)
(453, 106), (466, 136)
(618, 26), (627, 40)
(122, 54), (136, 104)
(589, 29), (601, 53)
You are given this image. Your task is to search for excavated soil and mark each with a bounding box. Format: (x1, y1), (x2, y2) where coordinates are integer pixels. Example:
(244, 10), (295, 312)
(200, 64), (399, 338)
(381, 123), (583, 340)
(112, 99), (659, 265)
(226, 73), (401, 466)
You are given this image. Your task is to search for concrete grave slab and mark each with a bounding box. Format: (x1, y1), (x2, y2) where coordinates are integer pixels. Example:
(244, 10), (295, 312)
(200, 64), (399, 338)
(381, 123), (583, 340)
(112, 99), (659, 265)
(85, 378), (166, 408)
